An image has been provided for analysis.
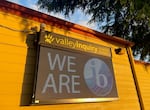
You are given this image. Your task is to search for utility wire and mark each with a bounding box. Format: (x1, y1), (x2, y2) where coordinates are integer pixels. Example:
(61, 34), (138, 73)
(0, 24), (33, 33)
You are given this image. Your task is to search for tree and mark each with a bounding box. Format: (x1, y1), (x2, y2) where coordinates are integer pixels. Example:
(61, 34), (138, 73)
(37, 0), (150, 61)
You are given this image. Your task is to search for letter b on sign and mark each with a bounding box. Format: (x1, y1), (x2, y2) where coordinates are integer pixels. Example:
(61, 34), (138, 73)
(84, 58), (113, 96)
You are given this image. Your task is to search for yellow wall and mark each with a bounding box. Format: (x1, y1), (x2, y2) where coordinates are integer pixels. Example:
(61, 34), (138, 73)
(0, 10), (141, 110)
(134, 61), (150, 110)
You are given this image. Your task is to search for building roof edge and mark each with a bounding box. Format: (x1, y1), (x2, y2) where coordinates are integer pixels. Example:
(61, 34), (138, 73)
(0, 1), (134, 47)
(134, 60), (150, 65)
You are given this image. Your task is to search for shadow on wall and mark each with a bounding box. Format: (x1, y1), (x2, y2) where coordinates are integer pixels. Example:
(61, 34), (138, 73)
(20, 33), (38, 106)
(14, 4), (77, 106)
(0, 1), (89, 106)
(0, 1), (124, 106)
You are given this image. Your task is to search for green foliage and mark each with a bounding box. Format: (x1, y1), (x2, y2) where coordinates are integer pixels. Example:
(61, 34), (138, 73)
(37, 0), (150, 61)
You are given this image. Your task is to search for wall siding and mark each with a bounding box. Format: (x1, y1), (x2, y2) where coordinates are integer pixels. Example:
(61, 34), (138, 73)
(134, 62), (150, 110)
(0, 10), (141, 110)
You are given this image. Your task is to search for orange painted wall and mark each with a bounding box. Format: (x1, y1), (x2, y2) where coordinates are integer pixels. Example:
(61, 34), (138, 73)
(0, 5), (141, 110)
(134, 61), (150, 110)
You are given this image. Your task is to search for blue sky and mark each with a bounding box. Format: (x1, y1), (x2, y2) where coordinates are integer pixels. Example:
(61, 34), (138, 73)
(7, 0), (98, 30)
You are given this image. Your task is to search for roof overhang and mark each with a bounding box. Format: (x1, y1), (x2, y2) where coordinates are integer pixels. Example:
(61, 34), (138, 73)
(0, 1), (134, 47)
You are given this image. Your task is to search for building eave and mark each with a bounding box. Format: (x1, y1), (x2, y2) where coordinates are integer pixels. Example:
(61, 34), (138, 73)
(0, 1), (134, 47)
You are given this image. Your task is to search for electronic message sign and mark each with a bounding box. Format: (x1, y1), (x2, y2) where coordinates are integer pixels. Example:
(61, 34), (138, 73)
(33, 32), (118, 104)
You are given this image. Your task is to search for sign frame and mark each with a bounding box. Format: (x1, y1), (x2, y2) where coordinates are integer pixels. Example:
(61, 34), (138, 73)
(32, 31), (118, 105)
